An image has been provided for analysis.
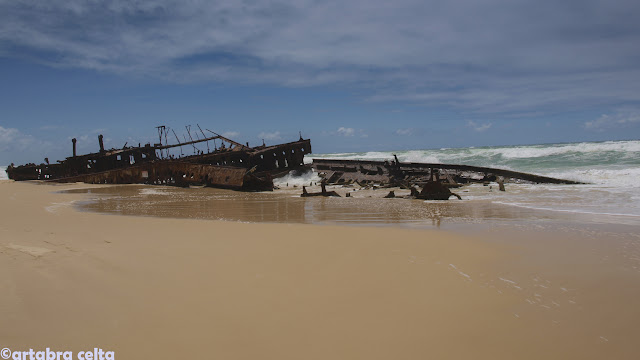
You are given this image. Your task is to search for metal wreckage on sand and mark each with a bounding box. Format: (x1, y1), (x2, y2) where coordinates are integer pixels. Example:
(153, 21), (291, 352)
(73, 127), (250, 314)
(7, 125), (311, 191)
(7, 126), (581, 198)
(308, 156), (583, 200)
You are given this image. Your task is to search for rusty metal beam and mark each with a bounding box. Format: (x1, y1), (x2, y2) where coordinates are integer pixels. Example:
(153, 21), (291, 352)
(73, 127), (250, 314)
(155, 134), (222, 150)
(205, 129), (246, 148)
(48, 161), (272, 191)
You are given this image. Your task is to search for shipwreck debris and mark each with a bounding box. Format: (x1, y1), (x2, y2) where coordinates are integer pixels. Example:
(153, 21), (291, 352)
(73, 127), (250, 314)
(414, 170), (462, 200)
(497, 177), (506, 191)
(312, 158), (583, 187)
(311, 157), (583, 201)
(416, 181), (461, 200)
(301, 182), (341, 197)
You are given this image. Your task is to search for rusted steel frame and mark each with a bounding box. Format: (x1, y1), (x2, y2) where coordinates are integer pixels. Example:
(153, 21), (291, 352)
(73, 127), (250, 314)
(183, 150), (251, 166)
(197, 124), (210, 153)
(251, 139), (311, 155)
(154, 134), (222, 150)
(204, 129), (247, 148)
(181, 139), (311, 172)
(7, 130), (310, 190)
(312, 159), (583, 185)
(399, 163), (582, 184)
(47, 161), (271, 190)
(249, 139), (311, 171)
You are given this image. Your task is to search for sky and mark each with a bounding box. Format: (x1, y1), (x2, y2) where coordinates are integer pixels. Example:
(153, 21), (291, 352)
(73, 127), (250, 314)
(1, 0), (640, 165)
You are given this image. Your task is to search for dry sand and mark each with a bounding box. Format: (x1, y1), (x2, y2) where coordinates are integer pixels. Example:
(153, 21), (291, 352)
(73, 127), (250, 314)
(1, 181), (639, 359)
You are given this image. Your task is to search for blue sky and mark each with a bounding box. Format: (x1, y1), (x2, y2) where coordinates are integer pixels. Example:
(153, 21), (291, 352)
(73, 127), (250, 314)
(1, 0), (640, 165)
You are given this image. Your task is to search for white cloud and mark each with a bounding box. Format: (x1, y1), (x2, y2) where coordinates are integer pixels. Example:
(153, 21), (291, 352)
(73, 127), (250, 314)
(395, 128), (413, 136)
(466, 120), (492, 132)
(0, 126), (50, 164)
(584, 109), (640, 130)
(337, 127), (355, 137)
(1, 1), (640, 114)
(258, 131), (281, 141)
(0, 126), (19, 145)
(0, 126), (36, 151)
(221, 131), (240, 139)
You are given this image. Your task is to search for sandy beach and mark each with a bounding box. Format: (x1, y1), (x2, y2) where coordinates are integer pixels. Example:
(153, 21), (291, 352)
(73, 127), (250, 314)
(3, 0), (640, 357)
(2, 180), (640, 359)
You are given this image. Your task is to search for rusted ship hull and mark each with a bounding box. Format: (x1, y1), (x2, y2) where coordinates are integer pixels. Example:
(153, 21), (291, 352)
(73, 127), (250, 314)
(50, 161), (272, 191)
(7, 127), (312, 191)
(312, 158), (583, 186)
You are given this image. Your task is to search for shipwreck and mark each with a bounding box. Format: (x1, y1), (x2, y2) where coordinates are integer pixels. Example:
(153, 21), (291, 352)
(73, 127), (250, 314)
(311, 156), (583, 200)
(7, 125), (583, 198)
(7, 126), (312, 191)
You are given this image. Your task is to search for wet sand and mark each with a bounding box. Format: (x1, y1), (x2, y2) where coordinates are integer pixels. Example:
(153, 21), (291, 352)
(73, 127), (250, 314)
(68, 183), (640, 228)
(2, 181), (640, 359)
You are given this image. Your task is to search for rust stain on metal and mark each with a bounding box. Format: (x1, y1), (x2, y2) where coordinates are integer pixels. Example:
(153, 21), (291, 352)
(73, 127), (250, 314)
(300, 181), (340, 197)
(311, 157), (583, 200)
(7, 125), (312, 192)
(312, 158), (582, 187)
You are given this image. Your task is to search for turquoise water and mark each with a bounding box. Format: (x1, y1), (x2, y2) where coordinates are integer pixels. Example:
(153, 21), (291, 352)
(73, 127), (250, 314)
(6, 140), (640, 224)
(4, 140), (638, 185)
(307, 140), (640, 187)
(300, 140), (640, 222)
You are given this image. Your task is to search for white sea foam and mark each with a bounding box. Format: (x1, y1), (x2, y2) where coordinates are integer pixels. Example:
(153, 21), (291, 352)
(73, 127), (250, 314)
(449, 264), (472, 281)
(303, 140), (640, 224)
(45, 200), (76, 213)
(499, 277), (522, 290)
(274, 169), (322, 187)
(308, 140), (640, 188)
(312, 140), (640, 161)
(400, 151), (441, 163)
(0, 166), (8, 181)
(140, 188), (169, 196)
(546, 167), (640, 188)
(472, 140), (640, 160)
(492, 201), (640, 218)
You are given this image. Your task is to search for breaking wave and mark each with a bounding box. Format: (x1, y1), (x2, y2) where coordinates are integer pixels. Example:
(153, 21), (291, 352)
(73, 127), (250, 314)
(308, 140), (640, 187)
(304, 140), (640, 222)
(274, 169), (322, 187)
(0, 166), (8, 181)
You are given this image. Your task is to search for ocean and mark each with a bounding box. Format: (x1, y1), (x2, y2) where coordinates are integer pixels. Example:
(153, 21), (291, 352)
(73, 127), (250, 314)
(57, 139), (640, 229)
(302, 139), (640, 223)
(306, 140), (640, 185)
(0, 166), (7, 181)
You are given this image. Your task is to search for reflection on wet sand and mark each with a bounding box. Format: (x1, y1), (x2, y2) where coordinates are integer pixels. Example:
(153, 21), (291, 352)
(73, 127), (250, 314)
(64, 183), (620, 229)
